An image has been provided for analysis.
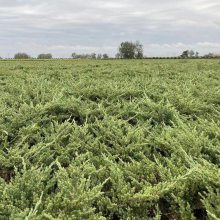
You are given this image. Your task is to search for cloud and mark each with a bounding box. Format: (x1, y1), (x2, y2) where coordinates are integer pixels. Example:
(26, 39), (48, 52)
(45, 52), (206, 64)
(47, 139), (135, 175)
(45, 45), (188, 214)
(0, 0), (220, 57)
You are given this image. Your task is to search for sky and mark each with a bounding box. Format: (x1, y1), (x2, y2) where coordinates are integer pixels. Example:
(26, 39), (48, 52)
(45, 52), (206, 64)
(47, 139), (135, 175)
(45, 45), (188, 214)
(0, 0), (220, 58)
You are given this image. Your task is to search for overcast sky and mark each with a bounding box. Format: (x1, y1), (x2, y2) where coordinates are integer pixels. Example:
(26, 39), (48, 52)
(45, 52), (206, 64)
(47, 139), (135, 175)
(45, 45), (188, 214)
(0, 0), (220, 57)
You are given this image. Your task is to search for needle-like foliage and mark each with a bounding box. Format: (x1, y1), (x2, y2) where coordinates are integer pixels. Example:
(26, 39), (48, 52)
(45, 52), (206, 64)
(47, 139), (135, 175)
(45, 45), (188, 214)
(0, 59), (220, 219)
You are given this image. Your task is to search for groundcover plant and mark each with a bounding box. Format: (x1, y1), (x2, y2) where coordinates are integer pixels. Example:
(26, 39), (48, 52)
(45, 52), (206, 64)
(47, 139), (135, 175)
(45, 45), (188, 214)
(0, 59), (220, 219)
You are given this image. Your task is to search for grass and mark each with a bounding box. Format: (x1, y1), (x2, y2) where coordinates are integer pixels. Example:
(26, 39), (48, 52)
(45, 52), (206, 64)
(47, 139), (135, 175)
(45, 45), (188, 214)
(0, 59), (220, 219)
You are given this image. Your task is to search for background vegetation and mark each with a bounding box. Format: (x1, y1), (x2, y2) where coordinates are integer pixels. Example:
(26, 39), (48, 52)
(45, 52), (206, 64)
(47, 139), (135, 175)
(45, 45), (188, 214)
(5, 41), (220, 60)
(0, 59), (220, 219)
(37, 54), (53, 59)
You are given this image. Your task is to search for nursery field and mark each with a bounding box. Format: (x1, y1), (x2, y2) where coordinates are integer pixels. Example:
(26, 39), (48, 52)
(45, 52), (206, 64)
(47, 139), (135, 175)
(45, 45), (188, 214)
(0, 59), (220, 220)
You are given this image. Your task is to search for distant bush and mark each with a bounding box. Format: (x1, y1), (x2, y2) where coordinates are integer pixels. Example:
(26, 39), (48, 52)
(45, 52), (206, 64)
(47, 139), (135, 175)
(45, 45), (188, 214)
(118, 41), (144, 59)
(14, 53), (30, 59)
(37, 53), (53, 59)
(202, 53), (220, 59)
(97, 54), (102, 59)
(102, 53), (109, 59)
(72, 53), (98, 59)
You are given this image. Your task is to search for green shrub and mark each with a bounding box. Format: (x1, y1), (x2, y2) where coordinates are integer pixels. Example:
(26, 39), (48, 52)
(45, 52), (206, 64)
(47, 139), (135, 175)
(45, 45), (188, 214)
(0, 59), (219, 219)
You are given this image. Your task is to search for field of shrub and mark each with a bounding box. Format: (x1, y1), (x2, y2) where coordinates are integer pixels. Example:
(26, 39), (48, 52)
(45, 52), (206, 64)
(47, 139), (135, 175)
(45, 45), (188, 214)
(0, 59), (220, 219)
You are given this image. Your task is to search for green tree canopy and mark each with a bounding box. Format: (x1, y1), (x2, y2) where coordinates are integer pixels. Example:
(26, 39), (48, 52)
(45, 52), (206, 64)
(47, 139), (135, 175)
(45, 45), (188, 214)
(14, 53), (30, 59)
(37, 53), (52, 59)
(118, 41), (144, 59)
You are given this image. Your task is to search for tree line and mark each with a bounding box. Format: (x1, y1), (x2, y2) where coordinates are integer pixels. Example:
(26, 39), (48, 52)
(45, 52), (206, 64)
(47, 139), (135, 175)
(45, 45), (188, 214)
(71, 53), (109, 59)
(180, 50), (218, 59)
(13, 53), (53, 59)
(0, 41), (219, 59)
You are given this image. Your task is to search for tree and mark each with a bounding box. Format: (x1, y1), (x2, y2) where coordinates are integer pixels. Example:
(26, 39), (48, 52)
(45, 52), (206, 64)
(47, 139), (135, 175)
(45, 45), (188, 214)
(180, 50), (200, 59)
(180, 50), (189, 58)
(91, 53), (96, 59)
(14, 53), (30, 59)
(37, 53), (52, 59)
(188, 50), (195, 58)
(97, 54), (102, 59)
(119, 41), (144, 59)
(115, 53), (121, 59)
(71, 53), (103, 59)
(195, 52), (199, 58)
(203, 53), (214, 58)
(72, 53), (77, 59)
(135, 41), (144, 59)
(119, 41), (136, 59)
(102, 54), (109, 59)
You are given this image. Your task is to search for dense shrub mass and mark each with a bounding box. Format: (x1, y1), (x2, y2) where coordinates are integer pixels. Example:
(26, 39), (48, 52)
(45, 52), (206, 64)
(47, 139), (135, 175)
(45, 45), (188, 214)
(0, 59), (220, 219)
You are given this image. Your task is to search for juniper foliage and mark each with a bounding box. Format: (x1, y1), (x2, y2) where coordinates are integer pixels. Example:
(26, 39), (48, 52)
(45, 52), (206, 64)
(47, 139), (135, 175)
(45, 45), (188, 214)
(0, 59), (220, 219)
